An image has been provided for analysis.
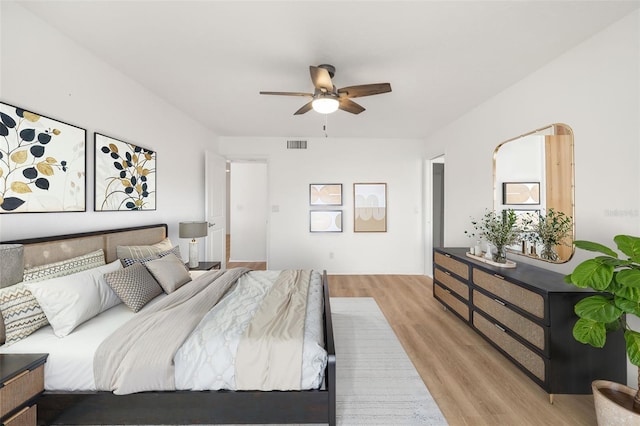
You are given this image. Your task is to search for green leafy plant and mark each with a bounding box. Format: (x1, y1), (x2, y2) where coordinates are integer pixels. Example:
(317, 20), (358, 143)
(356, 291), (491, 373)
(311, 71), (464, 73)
(522, 208), (573, 261)
(564, 235), (640, 406)
(466, 209), (521, 263)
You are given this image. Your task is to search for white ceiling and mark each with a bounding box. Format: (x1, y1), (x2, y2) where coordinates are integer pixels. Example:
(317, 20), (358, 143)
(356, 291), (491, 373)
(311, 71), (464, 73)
(18, 0), (640, 139)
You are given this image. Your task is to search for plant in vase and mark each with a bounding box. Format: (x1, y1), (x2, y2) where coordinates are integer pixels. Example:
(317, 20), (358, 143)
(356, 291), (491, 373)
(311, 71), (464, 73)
(467, 209), (521, 263)
(565, 235), (640, 419)
(522, 208), (573, 261)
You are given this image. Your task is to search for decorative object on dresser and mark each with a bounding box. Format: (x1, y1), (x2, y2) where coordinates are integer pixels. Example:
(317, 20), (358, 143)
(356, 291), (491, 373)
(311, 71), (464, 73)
(521, 208), (573, 262)
(465, 209), (521, 264)
(433, 247), (625, 402)
(178, 221), (208, 268)
(565, 235), (640, 424)
(0, 101), (86, 213)
(94, 133), (156, 211)
(0, 353), (48, 425)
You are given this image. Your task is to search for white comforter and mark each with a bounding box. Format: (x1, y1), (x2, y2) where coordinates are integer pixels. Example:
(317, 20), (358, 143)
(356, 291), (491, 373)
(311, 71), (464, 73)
(0, 270), (327, 392)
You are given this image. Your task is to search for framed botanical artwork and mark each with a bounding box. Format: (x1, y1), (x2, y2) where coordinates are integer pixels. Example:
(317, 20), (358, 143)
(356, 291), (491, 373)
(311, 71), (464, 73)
(0, 101), (86, 213)
(310, 210), (342, 232)
(309, 183), (342, 206)
(94, 133), (156, 211)
(354, 183), (387, 232)
(502, 182), (540, 205)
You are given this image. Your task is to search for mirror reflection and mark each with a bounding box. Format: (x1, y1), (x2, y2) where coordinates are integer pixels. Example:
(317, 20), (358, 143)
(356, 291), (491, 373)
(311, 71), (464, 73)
(493, 124), (575, 263)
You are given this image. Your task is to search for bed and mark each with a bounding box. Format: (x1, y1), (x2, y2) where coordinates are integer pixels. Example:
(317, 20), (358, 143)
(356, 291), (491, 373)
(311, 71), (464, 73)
(0, 224), (336, 425)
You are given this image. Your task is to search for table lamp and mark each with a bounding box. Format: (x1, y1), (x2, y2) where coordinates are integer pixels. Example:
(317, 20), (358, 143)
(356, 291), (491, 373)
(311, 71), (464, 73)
(179, 221), (208, 268)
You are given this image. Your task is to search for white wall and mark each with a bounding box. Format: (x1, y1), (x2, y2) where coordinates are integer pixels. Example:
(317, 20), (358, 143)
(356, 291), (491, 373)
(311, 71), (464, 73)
(426, 10), (640, 385)
(219, 137), (426, 274)
(229, 162), (267, 262)
(0, 3), (216, 260)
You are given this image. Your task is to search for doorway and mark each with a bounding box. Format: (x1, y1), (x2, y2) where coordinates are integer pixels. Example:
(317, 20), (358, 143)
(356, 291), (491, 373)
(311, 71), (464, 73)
(227, 161), (268, 269)
(424, 155), (445, 276)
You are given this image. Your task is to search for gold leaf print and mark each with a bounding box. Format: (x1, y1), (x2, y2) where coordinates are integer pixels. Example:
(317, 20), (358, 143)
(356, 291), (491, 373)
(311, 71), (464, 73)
(0, 168), (3, 178)
(11, 182), (32, 193)
(135, 199), (143, 206)
(122, 160), (128, 169)
(46, 157), (57, 164)
(135, 166), (143, 175)
(52, 129), (61, 135)
(0, 196), (3, 205)
(144, 153), (152, 160)
(109, 143), (119, 153)
(23, 112), (40, 122)
(132, 154), (138, 163)
(141, 168), (149, 176)
(135, 184), (142, 193)
(36, 162), (54, 176)
(121, 179), (131, 187)
(10, 150), (28, 164)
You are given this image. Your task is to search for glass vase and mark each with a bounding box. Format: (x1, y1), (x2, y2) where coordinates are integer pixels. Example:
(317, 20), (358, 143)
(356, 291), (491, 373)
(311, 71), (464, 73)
(540, 243), (559, 261)
(492, 245), (507, 263)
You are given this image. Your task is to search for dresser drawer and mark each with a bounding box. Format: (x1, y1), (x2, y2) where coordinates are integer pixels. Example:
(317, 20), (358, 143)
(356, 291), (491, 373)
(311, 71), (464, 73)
(0, 365), (44, 419)
(434, 283), (469, 321)
(434, 252), (469, 280)
(473, 290), (546, 352)
(435, 268), (469, 301)
(473, 269), (545, 320)
(473, 311), (546, 383)
(3, 404), (36, 426)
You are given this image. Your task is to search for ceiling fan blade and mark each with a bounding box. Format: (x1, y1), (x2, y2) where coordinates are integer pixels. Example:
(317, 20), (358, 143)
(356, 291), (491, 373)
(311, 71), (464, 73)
(260, 91), (313, 97)
(337, 83), (392, 98)
(294, 101), (313, 115)
(309, 66), (333, 91)
(339, 98), (365, 114)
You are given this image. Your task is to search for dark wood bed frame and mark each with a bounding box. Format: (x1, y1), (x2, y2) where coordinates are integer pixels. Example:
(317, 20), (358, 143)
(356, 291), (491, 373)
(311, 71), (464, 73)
(3, 224), (336, 425)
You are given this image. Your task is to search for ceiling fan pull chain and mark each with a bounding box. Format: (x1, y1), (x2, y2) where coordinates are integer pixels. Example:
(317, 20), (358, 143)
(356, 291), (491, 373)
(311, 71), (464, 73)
(323, 115), (329, 138)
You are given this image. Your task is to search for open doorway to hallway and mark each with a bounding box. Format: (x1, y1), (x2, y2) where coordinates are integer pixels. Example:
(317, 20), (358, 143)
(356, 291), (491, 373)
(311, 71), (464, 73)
(226, 161), (268, 270)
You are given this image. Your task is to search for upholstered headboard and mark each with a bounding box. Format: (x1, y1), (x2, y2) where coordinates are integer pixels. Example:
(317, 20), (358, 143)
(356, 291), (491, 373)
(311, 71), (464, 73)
(2, 224), (168, 269)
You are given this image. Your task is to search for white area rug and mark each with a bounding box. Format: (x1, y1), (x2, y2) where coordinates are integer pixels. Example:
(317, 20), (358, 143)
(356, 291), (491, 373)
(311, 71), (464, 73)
(331, 297), (447, 425)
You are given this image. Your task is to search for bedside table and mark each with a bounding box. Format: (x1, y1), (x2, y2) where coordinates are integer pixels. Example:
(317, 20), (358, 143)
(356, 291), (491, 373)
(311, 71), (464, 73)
(0, 353), (48, 426)
(187, 261), (221, 271)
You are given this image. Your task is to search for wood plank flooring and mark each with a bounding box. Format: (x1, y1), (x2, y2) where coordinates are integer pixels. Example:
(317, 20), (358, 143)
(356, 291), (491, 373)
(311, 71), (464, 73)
(328, 274), (596, 426)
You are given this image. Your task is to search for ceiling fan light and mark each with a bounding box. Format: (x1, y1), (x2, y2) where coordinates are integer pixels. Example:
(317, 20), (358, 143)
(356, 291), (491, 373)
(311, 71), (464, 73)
(312, 97), (339, 114)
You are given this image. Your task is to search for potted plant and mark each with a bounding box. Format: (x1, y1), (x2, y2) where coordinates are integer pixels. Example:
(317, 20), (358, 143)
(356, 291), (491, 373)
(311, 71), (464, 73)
(564, 235), (640, 424)
(522, 208), (573, 261)
(466, 209), (521, 263)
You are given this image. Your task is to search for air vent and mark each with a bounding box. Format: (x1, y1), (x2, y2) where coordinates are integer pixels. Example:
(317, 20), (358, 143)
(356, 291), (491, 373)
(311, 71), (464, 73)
(287, 140), (307, 149)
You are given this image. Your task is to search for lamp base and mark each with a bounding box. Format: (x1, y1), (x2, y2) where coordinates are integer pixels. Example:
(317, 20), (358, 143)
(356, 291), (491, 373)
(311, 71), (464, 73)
(188, 240), (199, 268)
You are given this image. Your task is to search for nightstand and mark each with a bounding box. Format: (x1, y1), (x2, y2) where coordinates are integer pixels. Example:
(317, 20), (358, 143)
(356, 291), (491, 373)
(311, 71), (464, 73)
(187, 261), (221, 271)
(0, 353), (48, 426)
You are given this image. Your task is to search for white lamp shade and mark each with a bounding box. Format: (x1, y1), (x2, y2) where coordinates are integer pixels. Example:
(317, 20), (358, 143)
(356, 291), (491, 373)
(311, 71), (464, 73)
(312, 97), (339, 114)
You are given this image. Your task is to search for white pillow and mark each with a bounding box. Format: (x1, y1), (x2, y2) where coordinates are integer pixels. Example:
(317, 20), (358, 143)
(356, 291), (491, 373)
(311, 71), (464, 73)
(24, 260), (122, 337)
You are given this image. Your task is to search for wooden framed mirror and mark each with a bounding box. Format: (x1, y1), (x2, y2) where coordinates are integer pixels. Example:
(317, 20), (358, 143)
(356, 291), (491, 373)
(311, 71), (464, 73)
(493, 124), (575, 263)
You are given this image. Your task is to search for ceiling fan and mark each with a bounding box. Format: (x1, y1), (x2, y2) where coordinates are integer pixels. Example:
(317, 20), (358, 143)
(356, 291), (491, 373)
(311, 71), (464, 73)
(260, 64), (392, 115)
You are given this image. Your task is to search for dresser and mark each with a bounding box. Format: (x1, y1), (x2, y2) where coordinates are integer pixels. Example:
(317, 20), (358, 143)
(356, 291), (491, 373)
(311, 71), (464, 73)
(433, 247), (625, 399)
(0, 354), (48, 426)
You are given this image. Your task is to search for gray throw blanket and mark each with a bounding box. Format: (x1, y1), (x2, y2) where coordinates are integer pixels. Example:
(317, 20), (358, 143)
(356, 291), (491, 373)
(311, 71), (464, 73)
(94, 267), (250, 395)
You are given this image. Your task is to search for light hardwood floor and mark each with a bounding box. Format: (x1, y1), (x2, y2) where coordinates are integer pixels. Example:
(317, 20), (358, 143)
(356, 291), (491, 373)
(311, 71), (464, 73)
(328, 274), (596, 426)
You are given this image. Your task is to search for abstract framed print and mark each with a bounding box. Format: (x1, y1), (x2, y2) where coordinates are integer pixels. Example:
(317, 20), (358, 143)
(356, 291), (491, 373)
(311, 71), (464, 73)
(354, 183), (387, 232)
(0, 101), (86, 213)
(502, 182), (540, 205)
(310, 183), (342, 206)
(94, 133), (156, 211)
(310, 210), (342, 232)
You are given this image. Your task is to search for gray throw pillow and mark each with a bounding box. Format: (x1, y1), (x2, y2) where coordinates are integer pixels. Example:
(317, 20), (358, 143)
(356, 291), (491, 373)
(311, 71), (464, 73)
(104, 263), (163, 313)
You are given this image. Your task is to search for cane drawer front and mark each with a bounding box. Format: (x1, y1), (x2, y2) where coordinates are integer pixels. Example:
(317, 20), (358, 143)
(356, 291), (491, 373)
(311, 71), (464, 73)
(473, 290), (546, 352)
(0, 364), (43, 420)
(473, 269), (545, 321)
(434, 268), (469, 301)
(434, 252), (469, 280)
(434, 283), (469, 321)
(3, 404), (36, 426)
(473, 311), (546, 383)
